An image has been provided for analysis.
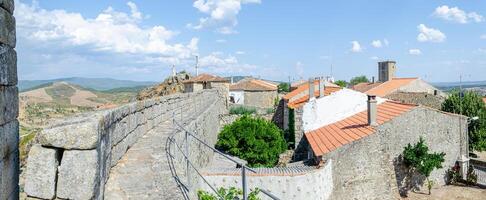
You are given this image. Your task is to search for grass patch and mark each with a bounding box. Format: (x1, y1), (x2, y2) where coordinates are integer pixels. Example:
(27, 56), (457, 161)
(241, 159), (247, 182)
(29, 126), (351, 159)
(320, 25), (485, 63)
(229, 106), (257, 115)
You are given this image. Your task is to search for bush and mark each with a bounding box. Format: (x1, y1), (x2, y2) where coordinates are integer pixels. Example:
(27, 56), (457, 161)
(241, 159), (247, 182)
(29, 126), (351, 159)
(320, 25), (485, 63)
(441, 90), (486, 151)
(198, 187), (260, 200)
(278, 83), (290, 93)
(216, 115), (287, 167)
(335, 80), (347, 88)
(349, 75), (369, 86)
(229, 106), (257, 115)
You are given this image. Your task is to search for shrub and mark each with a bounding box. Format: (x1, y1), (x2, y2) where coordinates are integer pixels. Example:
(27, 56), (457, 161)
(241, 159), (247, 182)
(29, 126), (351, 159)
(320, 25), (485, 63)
(466, 165), (478, 186)
(265, 108), (274, 114)
(402, 137), (445, 195)
(278, 83), (290, 93)
(216, 115), (287, 167)
(229, 106), (257, 115)
(197, 187), (260, 200)
(349, 75), (369, 86)
(334, 80), (347, 88)
(446, 164), (461, 185)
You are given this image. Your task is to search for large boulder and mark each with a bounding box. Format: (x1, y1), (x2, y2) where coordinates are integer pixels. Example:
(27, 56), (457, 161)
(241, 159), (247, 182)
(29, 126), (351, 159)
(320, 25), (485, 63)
(24, 145), (59, 199)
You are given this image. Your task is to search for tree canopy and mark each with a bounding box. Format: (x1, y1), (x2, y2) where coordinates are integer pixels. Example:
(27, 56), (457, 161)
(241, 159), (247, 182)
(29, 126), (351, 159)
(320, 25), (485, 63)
(441, 90), (486, 151)
(349, 75), (369, 86)
(278, 82), (290, 93)
(334, 80), (347, 88)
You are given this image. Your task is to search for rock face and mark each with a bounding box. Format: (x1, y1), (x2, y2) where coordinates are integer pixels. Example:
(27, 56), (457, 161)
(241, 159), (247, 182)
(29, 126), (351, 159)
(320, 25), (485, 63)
(57, 150), (99, 200)
(136, 72), (191, 101)
(0, 43), (16, 85)
(0, 6), (15, 48)
(24, 145), (59, 199)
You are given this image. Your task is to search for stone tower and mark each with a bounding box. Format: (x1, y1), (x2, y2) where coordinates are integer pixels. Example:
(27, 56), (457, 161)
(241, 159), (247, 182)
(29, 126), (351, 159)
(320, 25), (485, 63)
(378, 61), (396, 82)
(1, 0), (20, 199)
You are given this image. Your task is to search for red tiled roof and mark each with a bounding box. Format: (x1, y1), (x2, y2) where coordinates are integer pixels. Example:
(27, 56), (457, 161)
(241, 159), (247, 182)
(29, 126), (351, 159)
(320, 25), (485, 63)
(183, 73), (228, 83)
(287, 87), (342, 109)
(305, 101), (417, 157)
(284, 80), (341, 100)
(366, 78), (418, 97)
(230, 79), (277, 91)
(352, 82), (383, 93)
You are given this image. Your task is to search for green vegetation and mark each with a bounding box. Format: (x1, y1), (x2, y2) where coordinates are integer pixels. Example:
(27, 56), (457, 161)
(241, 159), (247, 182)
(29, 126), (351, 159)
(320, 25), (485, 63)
(44, 83), (77, 104)
(349, 75), (369, 86)
(441, 90), (486, 151)
(197, 187), (260, 200)
(278, 83), (290, 93)
(19, 125), (41, 166)
(402, 137), (445, 195)
(216, 115), (287, 167)
(335, 80), (347, 88)
(229, 106), (257, 115)
(285, 108), (296, 149)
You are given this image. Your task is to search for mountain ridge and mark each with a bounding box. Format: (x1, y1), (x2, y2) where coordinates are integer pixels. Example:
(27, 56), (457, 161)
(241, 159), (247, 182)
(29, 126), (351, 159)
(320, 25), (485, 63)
(19, 77), (157, 92)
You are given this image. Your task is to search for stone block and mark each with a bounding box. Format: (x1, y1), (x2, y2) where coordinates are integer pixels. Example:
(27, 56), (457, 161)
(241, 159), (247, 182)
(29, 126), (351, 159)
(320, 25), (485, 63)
(1, 150), (18, 200)
(0, 120), (18, 161)
(0, 7), (15, 48)
(111, 118), (128, 146)
(0, 43), (16, 86)
(38, 116), (100, 149)
(0, 0), (13, 14)
(24, 145), (59, 199)
(57, 150), (99, 200)
(0, 86), (18, 126)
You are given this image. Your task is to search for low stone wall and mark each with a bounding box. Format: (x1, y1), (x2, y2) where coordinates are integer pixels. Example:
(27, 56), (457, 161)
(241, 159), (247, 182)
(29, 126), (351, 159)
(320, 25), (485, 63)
(24, 89), (226, 199)
(199, 162), (333, 200)
(0, 0), (19, 199)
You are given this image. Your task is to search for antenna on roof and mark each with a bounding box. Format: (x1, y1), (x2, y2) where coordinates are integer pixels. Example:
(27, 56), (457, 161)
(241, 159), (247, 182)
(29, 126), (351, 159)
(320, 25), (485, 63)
(195, 55), (199, 76)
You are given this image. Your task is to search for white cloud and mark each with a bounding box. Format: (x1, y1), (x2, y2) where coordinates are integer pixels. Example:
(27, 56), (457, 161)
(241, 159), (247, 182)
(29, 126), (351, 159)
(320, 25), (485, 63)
(433, 5), (484, 23)
(408, 49), (422, 55)
(371, 40), (382, 48)
(235, 51), (245, 55)
(15, 1), (199, 64)
(350, 41), (363, 52)
(295, 61), (304, 78)
(198, 52), (256, 73)
(417, 24), (446, 43)
(370, 56), (379, 60)
(188, 0), (261, 34)
(383, 39), (389, 46)
(481, 34), (486, 40)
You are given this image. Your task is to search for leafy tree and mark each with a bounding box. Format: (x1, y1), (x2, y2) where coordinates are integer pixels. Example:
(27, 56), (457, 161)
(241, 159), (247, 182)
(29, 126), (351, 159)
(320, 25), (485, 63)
(402, 137), (445, 195)
(216, 115), (287, 167)
(334, 80), (347, 88)
(278, 83), (290, 93)
(349, 75), (369, 86)
(441, 90), (486, 151)
(198, 187), (260, 200)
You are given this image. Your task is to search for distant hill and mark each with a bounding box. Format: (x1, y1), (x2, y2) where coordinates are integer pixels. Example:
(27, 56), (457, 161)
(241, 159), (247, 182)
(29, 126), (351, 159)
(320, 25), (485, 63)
(432, 80), (486, 92)
(19, 77), (157, 92)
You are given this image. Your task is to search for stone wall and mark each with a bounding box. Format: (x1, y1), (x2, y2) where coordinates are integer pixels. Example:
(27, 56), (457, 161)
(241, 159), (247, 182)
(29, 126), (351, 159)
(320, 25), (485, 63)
(385, 92), (445, 109)
(24, 89), (227, 199)
(243, 90), (277, 108)
(200, 162), (333, 200)
(323, 107), (468, 199)
(0, 0), (19, 199)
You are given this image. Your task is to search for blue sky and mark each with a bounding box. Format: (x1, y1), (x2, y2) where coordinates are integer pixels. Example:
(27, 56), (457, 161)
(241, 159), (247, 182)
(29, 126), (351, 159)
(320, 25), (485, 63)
(14, 0), (486, 83)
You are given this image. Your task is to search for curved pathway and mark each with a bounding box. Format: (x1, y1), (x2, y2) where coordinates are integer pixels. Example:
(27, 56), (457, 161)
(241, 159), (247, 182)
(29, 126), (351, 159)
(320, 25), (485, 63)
(104, 121), (184, 200)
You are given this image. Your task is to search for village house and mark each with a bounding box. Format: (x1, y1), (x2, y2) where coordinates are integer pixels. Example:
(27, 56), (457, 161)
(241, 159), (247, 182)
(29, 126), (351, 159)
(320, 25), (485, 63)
(299, 89), (469, 199)
(183, 73), (229, 93)
(228, 79), (278, 108)
(352, 61), (445, 109)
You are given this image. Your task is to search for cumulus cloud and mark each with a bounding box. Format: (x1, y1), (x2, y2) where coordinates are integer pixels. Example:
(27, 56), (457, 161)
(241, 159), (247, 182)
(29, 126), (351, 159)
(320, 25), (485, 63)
(188, 0), (261, 34)
(198, 52), (257, 74)
(409, 49), (422, 55)
(350, 41), (363, 52)
(371, 40), (382, 48)
(433, 5), (484, 23)
(417, 24), (446, 43)
(235, 51), (245, 55)
(15, 1), (199, 64)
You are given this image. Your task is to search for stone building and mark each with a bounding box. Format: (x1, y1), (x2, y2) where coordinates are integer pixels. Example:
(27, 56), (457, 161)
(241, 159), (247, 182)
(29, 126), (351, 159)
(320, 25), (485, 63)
(229, 79), (278, 108)
(183, 73), (229, 93)
(1, 0), (19, 199)
(301, 91), (469, 199)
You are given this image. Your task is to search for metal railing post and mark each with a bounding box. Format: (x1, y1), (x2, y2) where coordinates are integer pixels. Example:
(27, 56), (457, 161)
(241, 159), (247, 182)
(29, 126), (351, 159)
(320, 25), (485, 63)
(185, 130), (190, 188)
(242, 167), (248, 200)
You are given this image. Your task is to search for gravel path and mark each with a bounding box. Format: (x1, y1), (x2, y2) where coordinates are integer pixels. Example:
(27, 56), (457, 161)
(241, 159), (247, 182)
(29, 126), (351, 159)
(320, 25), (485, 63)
(104, 121), (184, 200)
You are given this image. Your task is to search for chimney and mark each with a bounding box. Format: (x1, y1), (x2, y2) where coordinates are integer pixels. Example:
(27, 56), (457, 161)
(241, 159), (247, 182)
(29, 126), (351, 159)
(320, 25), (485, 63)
(367, 95), (378, 127)
(372, 76), (375, 83)
(319, 77), (325, 98)
(308, 78), (315, 99)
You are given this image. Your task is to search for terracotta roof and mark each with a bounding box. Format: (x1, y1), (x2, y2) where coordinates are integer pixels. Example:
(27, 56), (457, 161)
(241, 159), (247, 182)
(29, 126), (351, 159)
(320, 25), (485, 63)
(230, 79), (278, 91)
(287, 87), (342, 109)
(366, 78), (418, 97)
(352, 82), (383, 93)
(305, 101), (417, 157)
(284, 80), (341, 100)
(291, 80), (339, 89)
(183, 73), (228, 83)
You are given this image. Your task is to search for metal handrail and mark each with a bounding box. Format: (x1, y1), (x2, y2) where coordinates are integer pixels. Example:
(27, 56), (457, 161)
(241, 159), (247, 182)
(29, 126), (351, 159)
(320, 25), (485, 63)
(167, 111), (280, 200)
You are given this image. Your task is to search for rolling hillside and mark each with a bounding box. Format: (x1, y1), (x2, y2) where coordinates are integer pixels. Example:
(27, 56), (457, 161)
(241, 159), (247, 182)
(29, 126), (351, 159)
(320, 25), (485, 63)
(19, 77), (157, 92)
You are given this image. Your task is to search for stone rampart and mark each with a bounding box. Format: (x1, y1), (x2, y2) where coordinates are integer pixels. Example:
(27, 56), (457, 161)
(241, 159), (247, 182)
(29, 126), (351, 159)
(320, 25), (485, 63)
(0, 0), (19, 199)
(24, 89), (227, 199)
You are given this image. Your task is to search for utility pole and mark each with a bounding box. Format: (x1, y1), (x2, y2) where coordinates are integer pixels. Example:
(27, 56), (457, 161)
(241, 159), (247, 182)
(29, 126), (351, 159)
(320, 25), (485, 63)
(195, 56), (199, 76)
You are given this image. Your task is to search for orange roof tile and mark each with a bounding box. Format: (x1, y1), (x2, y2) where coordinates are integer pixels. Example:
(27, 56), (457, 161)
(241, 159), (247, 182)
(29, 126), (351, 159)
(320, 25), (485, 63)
(366, 78), (418, 97)
(230, 79), (277, 91)
(305, 101), (417, 157)
(284, 80), (341, 100)
(352, 82), (383, 93)
(287, 87), (341, 109)
(183, 73), (228, 83)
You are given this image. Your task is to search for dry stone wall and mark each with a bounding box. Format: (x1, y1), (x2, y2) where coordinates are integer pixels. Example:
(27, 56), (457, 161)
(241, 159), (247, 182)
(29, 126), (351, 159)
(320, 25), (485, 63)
(24, 89), (227, 199)
(0, 0), (19, 199)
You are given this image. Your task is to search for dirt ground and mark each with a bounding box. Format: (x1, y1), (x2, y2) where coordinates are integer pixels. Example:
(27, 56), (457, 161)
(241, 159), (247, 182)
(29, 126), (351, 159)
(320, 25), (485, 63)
(404, 185), (486, 200)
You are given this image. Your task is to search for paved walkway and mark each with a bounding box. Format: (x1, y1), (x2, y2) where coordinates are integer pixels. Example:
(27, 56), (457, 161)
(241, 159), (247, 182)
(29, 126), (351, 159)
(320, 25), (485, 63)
(105, 121), (184, 200)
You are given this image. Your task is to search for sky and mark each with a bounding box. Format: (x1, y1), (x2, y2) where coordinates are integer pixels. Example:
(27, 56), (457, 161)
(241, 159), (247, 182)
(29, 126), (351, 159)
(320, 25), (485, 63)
(14, 0), (486, 83)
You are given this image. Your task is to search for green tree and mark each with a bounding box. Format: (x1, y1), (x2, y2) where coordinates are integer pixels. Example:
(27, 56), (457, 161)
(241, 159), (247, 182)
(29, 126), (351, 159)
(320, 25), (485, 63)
(334, 80), (347, 88)
(198, 187), (260, 200)
(278, 83), (290, 93)
(216, 115), (287, 167)
(441, 90), (486, 151)
(349, 75), (369, 86)
(402, 137), (445, 195)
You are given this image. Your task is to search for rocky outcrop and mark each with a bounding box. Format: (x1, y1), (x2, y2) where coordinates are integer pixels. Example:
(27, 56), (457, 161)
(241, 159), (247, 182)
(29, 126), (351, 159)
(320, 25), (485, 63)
(137, 72), (191, 101)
